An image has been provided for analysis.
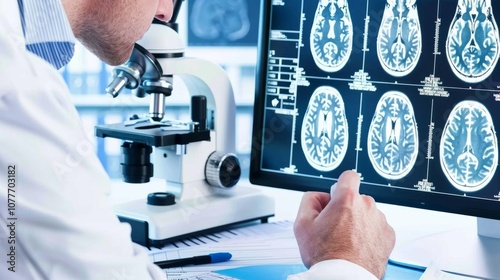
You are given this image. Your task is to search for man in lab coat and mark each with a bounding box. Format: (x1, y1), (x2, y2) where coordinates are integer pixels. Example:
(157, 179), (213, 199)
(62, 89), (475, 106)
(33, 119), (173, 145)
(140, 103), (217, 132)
(0, 0), (395, 279)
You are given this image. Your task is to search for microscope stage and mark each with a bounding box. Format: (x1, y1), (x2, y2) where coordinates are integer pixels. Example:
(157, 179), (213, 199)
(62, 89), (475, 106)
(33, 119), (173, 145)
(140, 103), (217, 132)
(95, 122), (210, 147)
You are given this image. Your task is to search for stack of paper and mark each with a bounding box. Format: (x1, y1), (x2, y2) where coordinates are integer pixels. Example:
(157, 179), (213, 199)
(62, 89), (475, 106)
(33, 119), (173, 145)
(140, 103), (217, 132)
(147, 220), (302, 280)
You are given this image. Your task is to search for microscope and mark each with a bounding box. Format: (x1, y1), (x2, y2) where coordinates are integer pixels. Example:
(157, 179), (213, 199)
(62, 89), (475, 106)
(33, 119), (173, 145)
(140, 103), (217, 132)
(95, 0), (274, 248)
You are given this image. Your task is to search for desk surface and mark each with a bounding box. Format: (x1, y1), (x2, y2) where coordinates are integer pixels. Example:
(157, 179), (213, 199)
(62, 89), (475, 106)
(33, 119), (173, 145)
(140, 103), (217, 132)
(110, 179), (498, 278)
(109, 178), (477, 247)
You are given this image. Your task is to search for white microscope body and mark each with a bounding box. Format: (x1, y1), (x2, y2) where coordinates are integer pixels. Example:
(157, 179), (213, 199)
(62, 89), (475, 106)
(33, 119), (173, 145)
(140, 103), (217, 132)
(97, 21), (274, 247)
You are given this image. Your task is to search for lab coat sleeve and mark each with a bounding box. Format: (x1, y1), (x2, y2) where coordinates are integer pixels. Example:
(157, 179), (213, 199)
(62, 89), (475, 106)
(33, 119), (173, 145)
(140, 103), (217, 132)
(0, 15), (165, 280)
(287, 260), (379, 280)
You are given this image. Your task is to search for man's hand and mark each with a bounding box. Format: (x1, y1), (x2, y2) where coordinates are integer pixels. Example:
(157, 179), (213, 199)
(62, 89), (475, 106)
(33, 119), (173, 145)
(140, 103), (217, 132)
(293, 170), (396, 279)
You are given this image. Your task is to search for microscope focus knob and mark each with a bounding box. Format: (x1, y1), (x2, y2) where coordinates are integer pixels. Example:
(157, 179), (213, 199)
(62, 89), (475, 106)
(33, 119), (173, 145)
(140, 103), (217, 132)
(205, 152), (241, 189)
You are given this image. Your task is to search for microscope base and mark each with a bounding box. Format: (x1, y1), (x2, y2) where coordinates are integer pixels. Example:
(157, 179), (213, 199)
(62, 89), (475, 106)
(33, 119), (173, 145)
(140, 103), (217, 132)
(114, 186), (275, 248)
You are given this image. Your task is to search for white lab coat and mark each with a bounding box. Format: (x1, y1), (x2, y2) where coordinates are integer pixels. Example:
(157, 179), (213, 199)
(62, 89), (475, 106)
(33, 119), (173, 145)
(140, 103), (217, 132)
(0, 2), (166, 279)
(0, 1), (378, 279)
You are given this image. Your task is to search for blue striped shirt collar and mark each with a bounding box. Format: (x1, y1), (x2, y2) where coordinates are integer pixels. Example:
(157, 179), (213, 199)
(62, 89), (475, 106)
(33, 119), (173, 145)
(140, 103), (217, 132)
(18, 0), (76, 69)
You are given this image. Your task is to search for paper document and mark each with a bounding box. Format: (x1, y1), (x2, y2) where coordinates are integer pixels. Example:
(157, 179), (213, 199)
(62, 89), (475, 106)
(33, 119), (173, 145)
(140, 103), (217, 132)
(419, 262), (484, 280)
(148, 221), (299, 280)
(149, 220), (293, 253)
(186, 272), (238, 280)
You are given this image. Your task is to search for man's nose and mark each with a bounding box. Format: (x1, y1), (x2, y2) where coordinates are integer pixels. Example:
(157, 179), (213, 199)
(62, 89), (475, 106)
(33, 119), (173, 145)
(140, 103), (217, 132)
(155, 0), (174, 22)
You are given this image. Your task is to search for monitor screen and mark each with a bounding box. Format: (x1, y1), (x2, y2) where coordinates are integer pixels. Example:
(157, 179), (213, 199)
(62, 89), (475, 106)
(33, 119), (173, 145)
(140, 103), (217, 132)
(250, 0), (500, 220)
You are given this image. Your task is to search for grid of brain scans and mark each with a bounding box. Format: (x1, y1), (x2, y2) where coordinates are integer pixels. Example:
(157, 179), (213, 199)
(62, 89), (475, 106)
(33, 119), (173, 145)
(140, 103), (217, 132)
(259, 0), (500, 201)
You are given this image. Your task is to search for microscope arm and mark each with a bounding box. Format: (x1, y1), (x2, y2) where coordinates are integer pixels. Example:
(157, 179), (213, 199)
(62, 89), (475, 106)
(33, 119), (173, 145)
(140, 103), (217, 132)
(158, 57), (237, 154)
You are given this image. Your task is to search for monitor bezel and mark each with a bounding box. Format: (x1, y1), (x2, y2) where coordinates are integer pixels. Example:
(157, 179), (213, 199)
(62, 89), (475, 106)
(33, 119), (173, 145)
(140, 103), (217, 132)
(249, 0), (500, 221)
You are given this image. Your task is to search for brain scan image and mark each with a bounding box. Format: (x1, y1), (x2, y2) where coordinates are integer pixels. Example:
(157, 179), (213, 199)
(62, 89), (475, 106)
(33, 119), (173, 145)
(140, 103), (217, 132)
(301, 86), (349, 171)
(377, 0), (422, 77)
(310, 0), (353, 72)
(367, 91), (419, 180)
(446, 0), (500, 83)
(189, 0), (251, 42)
(439, 101), (498, 192)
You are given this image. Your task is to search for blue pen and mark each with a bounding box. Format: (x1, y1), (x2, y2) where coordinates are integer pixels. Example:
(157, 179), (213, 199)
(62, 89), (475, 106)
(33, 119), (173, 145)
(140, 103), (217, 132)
(154, 252), (232, 269)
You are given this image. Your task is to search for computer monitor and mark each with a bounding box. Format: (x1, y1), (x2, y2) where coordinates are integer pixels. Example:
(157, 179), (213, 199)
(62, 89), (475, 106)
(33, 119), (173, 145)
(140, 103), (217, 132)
(250, 0), (500, 278)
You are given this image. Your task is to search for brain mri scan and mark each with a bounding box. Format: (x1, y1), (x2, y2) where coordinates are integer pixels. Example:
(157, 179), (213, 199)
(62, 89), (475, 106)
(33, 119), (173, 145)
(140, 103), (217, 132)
(446, 0), (500, 83)
(190, 0), (251, 41)
(310, 0), (353, 72)
(377, 0), (422, 77)
(367, 91), (419, 180)
(440, 101), (498, 192)
(301, 86), (349, 171)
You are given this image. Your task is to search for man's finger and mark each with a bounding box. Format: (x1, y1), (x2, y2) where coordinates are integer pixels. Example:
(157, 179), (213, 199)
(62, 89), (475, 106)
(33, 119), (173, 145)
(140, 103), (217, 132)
(330, 183), (337, 197)
(332, 170), (361, 197)
(296, 192), (331, 221)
